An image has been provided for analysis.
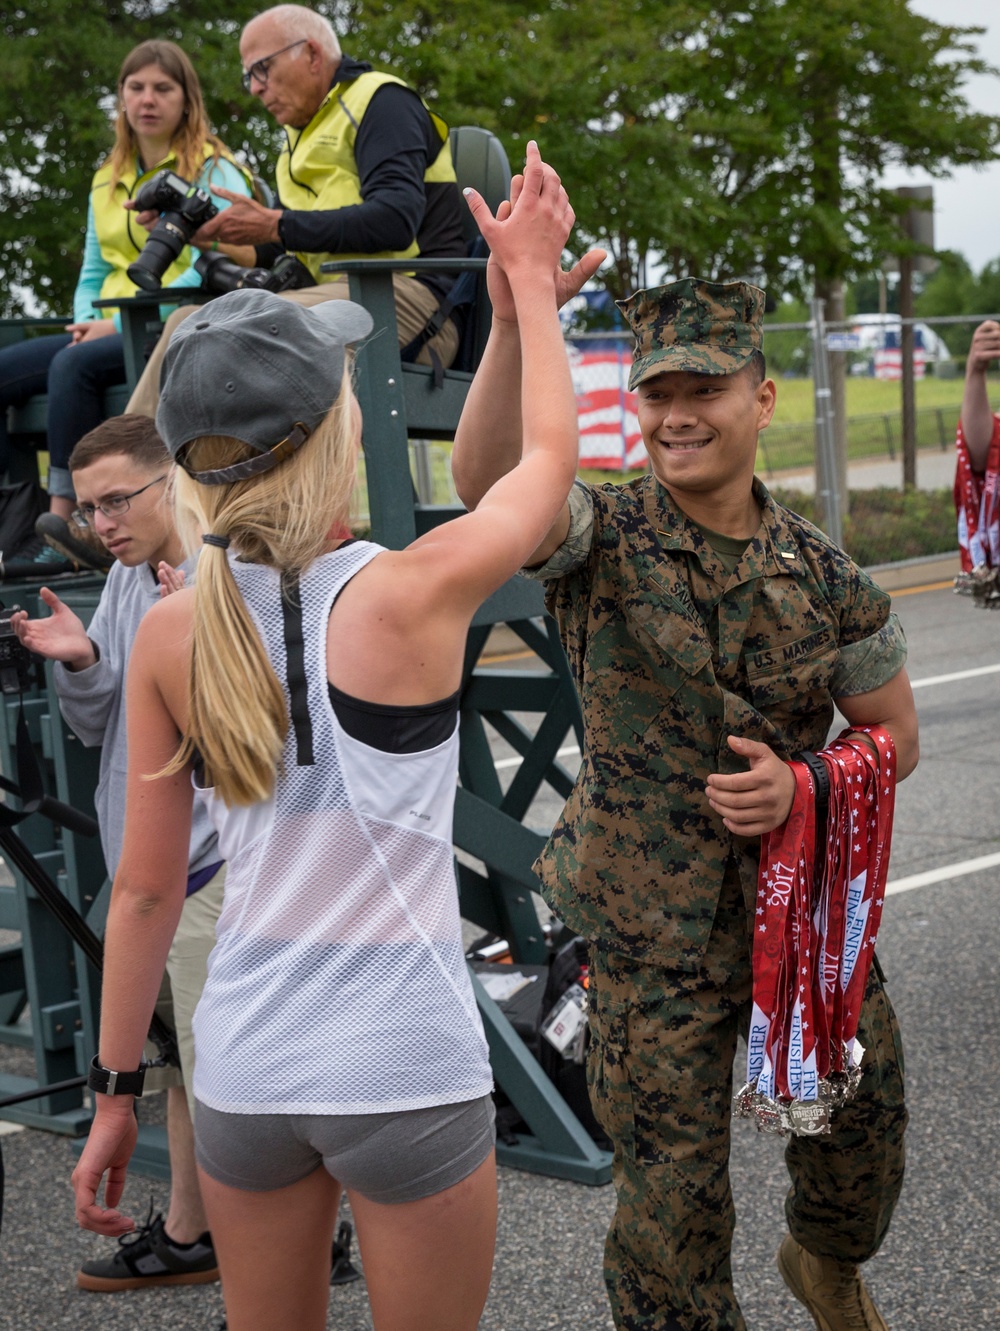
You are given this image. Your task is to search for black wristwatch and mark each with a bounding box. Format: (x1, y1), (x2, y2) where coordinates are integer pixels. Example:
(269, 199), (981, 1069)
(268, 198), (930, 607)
(87, 1055), (146, 1098)
(798, 750), (831, 810)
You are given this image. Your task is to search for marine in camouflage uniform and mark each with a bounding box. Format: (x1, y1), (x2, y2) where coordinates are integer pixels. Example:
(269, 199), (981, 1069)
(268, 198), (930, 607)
(514, 279), (913, 1331)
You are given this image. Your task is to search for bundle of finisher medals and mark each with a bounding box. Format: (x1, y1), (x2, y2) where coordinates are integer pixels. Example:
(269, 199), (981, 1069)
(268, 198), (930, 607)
(953, 563), (1000, 609)
(953, 417), (1000, 607)
(734, 726), (895, 1137)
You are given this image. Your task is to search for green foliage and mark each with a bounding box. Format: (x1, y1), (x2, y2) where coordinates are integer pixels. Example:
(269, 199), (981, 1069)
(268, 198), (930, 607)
(975, 259), (1000, 325)
(336, 0), (713, 301)
(2, 0), (999, 313)
(905, 253), (1000, 358)
(0, 0), (273, 314)
(851, 274), (900, 316)
(770, 486), (957, 565)
(341, 0), (1000, 300)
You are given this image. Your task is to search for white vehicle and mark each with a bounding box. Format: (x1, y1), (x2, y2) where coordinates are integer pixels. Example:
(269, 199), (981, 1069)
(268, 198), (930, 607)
(845, 314), (950, 378)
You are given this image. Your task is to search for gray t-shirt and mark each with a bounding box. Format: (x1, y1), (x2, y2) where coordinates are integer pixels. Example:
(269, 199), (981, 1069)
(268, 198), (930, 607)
(54, 556), (220, 880)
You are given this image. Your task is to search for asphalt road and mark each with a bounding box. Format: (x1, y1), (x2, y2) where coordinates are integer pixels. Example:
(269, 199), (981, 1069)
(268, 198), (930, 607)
(767, 447), (957, 495)
(1, 579), (997, 1330)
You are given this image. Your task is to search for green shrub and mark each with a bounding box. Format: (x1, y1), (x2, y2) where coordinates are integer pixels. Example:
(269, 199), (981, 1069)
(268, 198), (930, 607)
(771, 486), (957, 566)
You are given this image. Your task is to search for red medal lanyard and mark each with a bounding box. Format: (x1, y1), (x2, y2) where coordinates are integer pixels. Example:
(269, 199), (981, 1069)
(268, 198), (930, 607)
(746, 764), (814, 1104)
(737, 725), (896, 1135)
(955, 415), (1000, 573)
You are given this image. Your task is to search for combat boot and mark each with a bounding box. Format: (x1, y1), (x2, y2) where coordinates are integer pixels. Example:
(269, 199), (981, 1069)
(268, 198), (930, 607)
(777, 1235), (889, 1331)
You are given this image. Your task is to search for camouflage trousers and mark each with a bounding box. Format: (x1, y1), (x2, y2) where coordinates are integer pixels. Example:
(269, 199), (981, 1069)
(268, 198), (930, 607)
(586, 875), (907, 1331)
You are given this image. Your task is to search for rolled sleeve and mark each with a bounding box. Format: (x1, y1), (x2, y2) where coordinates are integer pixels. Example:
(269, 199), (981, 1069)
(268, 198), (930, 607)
(520, 481), (595, 581)
(53, 652), (115, 746)
(831, 611), (907, 698)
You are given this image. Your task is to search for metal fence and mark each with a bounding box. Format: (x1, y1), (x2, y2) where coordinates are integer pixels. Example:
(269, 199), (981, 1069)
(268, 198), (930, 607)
(564, 312), (1000, 567)
(758, 404), (959, 476)
(762, 309), (1000, 562)
(350, 316), (999, 567)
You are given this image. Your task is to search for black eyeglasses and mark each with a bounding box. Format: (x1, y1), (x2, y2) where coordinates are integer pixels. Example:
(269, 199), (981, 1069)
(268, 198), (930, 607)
(72, 475), (167, 528)
(241, 39), (307, 93)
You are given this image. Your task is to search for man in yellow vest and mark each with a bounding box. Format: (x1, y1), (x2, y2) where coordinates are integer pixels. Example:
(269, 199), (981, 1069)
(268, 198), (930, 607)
(127, 3), (466, 418)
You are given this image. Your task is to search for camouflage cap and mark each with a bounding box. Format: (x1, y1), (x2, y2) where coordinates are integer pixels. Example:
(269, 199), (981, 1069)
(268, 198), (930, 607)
(616, 277), (765, 390)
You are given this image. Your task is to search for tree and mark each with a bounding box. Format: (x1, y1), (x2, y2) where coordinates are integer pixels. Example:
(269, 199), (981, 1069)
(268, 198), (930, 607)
(3, 0), (999, 323)
(763, 296), (811, 378)
(646, 0), (1000, 507)
(974, 259), (1000, 327)
(334, 0), (716, 300)
(0, 0), (716, 311)
(914, 252), (979, 356)
(0, 0), (272, 315)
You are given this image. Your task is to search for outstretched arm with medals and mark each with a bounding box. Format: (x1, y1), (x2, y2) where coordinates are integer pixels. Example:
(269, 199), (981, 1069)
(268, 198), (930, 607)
(734, 667), (917, 1135)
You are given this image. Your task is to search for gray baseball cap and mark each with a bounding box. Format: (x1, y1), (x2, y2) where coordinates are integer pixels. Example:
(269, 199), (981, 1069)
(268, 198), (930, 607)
(156, 288), (373, 485)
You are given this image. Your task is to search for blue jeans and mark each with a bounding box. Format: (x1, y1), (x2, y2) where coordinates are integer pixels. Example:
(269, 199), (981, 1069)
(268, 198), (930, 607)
(0, 331), (126, 498)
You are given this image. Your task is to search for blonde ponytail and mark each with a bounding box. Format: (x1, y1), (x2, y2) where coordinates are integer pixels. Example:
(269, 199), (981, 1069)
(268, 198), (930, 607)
(163, 371), (358, 806)
(169, 540), (289, 805)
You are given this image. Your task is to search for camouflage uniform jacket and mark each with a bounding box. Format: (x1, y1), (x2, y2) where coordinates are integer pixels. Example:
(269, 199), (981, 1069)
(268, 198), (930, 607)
(527, 474), (906, 969)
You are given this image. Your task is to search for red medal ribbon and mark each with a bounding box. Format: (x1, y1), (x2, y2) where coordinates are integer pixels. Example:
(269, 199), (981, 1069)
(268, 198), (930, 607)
(955, 413), (1000, 573)
(748, 764), (814, 1102)
(737, 726), (896, 1134)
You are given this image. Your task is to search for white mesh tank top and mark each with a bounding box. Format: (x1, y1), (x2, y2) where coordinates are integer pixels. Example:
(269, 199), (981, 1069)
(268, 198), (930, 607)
(191, 542), (493, 1114)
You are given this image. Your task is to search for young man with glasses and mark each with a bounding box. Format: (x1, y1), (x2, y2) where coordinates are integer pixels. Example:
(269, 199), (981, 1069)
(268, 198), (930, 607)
(125, 3), (468, 421)
(13, 414), (225, 1295)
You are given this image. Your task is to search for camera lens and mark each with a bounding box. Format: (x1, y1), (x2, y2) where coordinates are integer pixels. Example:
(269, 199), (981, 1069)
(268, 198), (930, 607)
(126, 171), (217, 292)
(127, 214), (191, 291)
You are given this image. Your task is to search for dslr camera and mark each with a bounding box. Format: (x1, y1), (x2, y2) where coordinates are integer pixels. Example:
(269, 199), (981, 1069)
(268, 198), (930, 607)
(195, 250), (315, 295)
(126, 169), (218, 292)
(0, 604), (37, 696)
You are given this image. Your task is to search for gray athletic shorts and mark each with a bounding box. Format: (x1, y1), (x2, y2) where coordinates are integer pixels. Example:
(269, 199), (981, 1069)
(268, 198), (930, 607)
(194, 1095), (496, 1204)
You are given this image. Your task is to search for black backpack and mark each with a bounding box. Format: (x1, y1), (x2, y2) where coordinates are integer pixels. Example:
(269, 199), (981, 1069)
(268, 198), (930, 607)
(0, 482), (46, 562)
(534, 936), (610, 1150)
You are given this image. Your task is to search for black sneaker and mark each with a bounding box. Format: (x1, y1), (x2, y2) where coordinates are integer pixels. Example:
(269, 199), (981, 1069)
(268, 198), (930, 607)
(77, 1209), (219, 1292)
(330, 1219), (362, 1285)
(0, 535), (73, 581)
(35, 512), (114, 572)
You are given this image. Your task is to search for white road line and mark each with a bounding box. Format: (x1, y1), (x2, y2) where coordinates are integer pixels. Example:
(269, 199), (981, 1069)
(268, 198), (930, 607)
(492, 745), (1000, 898)
(0, 1121), (25, 1136)
(886, 850), (1000, 895)
(910, 662), (1000, 689)
(491, 661), (998, 772)
(490, 670), (1000, 898)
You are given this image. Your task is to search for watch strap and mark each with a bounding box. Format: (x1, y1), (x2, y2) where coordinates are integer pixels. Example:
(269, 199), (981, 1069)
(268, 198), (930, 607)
(798, 749), (830, 812)
(87, 1054), (146, 1097)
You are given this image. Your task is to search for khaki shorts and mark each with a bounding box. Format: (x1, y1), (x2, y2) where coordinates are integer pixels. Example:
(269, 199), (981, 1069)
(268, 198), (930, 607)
(143, 867), (226, 1115)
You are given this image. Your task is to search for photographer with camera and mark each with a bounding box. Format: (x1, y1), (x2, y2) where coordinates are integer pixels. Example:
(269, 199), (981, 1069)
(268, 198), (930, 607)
(125, 4), (469, 421)
(0, 40), (252, 565)
(12, 415), (225, 1295)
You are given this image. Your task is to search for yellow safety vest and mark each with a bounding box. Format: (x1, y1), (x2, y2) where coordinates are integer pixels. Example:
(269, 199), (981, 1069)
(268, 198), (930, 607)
(278, 71), (455, 284)
(89, 144), (250, 313)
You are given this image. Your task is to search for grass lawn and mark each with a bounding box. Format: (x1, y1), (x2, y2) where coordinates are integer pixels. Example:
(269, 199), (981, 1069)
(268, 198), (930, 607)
(580, 374), (987, 480)
(770, 375), (966, 427)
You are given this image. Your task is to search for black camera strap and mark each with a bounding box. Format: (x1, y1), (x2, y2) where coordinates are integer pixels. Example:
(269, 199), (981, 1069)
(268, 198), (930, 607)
(0, 698), (179, 1066)
(9, 697), (99, 838)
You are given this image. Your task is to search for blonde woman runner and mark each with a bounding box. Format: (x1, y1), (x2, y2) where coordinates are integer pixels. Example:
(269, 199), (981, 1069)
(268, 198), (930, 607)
(71, 143), (604, 1331)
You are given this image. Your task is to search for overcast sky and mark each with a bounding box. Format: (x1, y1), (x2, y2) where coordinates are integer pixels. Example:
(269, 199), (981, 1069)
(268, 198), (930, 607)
(881, 0), (1000, 272)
